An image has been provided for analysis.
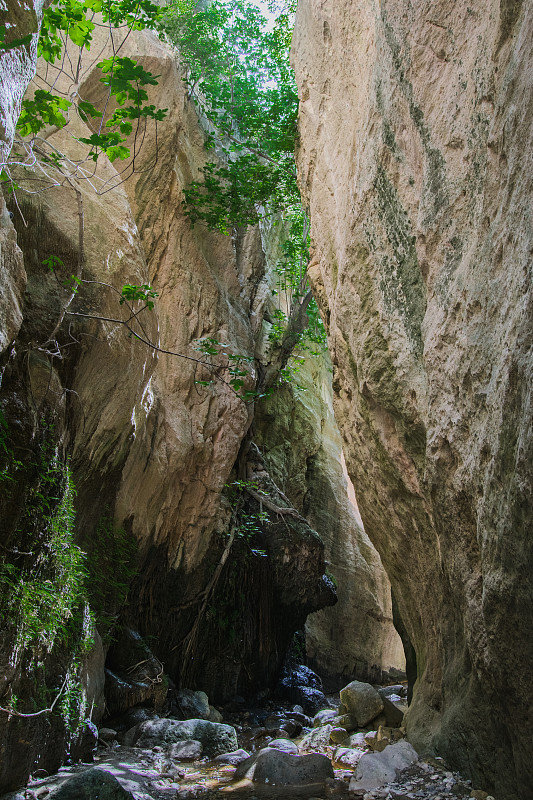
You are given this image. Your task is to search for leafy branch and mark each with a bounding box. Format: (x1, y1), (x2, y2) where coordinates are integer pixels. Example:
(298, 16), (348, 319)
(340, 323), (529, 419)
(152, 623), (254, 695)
(2, 0), (168, 195)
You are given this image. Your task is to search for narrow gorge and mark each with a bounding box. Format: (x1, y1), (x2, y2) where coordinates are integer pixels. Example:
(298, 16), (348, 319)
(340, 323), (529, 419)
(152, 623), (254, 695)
(0, 1), (531, 800)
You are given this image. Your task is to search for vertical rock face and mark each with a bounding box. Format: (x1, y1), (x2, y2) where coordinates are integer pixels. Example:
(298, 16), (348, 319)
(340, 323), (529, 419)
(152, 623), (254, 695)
(292, 1), (533, 798)
(0, 0), (43, 164)
(0, 0), (43, 352)
(0, 25), (332, 789)
(255, 351), (405, 688)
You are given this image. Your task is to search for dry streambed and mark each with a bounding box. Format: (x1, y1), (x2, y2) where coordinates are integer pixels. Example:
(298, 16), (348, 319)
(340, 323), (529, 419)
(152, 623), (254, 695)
(1, 681), (496, 800)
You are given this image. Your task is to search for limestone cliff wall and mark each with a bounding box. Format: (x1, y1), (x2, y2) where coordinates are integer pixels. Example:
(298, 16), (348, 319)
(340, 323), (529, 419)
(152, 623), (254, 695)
(255, 351), (405, 689)
(292, 1), (533, 798)
(0, 23), (334, 790)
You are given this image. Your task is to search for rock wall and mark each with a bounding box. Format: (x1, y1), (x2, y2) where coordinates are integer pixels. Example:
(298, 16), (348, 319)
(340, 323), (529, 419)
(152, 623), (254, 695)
(255, 350), (405, 689)
(0, 24), (334, 790)
(0, 26), (334, 791)
(292, 1), (533, 798)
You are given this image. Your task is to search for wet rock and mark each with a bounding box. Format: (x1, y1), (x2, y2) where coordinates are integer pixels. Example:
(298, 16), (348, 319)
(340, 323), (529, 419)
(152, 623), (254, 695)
(173, 689), (210, 720)
(48, 767), (134, 799)
(284, 665), (323, 690)
(345, 732), (367, 748)
(267, 738), (300, 755)
(213, 749), (251, 765)
(340, 680), (384, 727)
(349, 741), (419, 791)
(286, 710), (311, 727)
(313, 709), (338, 727)
(234, 747), (334, 785)
(125, 718), (238, 757)
(265, 714), (285, 730)
(330, 713), (357, 731)
(166, 740), (203, 761)
(278, 665), (330, 714)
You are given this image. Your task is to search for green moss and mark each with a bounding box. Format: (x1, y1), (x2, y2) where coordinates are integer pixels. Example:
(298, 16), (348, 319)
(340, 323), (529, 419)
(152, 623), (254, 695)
(374, 165), (426, 357)
(380, 12), (448, 221)
(0, 431), (87, 655)
(383, 120), (401, 160)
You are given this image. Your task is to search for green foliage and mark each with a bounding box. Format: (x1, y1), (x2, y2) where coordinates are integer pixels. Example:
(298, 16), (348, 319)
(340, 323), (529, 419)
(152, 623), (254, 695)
(183, 154), (297, 233)
(0, 434), (87, 655)
(78, 57), (168, 162)
(194, 337), (269, 400)
(163, 0), (327, 356)
(38, 0), (161, 63)
(224, 480), (268, 557)
(120, 283), (158, 310)
(161, 0), (299, 229)
(14, 0), (167, 167)
(17, 90), (72, 137)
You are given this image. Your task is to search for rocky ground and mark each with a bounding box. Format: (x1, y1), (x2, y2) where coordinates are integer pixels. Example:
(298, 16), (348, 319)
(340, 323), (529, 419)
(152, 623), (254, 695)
(0, 676), (496, 800)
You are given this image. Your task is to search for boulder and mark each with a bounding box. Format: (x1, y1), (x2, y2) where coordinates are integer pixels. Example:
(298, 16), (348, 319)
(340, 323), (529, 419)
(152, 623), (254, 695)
(174, 688), (210, 720)
(279, 666), (330, 715)
(329, 713), (357, 732)
(265, 713), (285, 731)
(125, 718), (238, 757)
(234, 747), (334, 785)
(340, 680), (384, 727)
(349, 741), (419, 791)
(330, 727), (349, 745)
(300, 724), (333, 751)
(166, 740), (203, 761)
(214, 749), (251, 765)
(99, 728), (118, 742)
(278, 718), (302, 737)
(283, 665), (323, 690)
(288, 686), (331, 716)
(379, 685), (406, 699)
(209, 706), (223, 723)
(286, 710), (311, 727)
(49, 768), (134, 799)
(365, 726), (405, 752)
(313, 709), (338, 727)
(379, 695), (404, 728)
(334, 747), (364, 769)
(345, 732), (367, 748)
(267, 738), (299, 755)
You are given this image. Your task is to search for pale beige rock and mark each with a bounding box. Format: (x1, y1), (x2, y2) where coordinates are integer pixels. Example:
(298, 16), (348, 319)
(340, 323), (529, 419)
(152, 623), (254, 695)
(292, 1), (533, 798)
(256, 350), (405, 686)
(0, 197), (25, 353)
(340, 680), (384, 728)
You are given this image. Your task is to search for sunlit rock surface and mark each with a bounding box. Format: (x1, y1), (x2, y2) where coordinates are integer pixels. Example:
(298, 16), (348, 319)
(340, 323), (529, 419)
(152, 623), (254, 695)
(292, 1), (533, 798)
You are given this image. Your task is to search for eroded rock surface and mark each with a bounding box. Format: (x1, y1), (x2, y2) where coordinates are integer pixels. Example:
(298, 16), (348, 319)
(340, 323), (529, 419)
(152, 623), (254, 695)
(292, 1), (533, 798)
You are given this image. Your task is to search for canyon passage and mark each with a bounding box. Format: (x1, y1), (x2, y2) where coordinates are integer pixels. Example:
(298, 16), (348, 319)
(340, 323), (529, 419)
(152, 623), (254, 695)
(0, 1), (531, 800)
